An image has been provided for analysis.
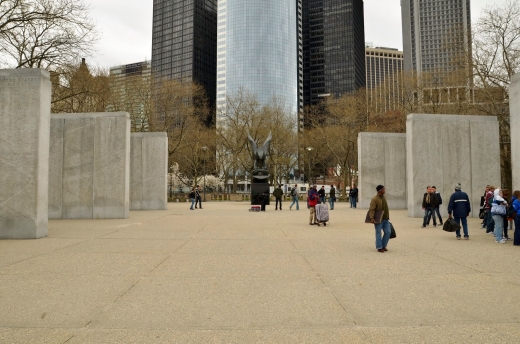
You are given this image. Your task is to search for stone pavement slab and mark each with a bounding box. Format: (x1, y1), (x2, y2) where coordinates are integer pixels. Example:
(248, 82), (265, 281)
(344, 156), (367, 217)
(0, 201), (519, 343)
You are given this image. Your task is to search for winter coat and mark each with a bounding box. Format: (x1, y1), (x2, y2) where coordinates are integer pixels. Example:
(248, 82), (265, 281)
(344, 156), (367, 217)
(491, 189), (507, 215)
(447, 190), (471, 218)
(308, 189), (319, 207)
(273, 188), (283, 198)
(512, 196), (520, 213)
(422, 192), (439, 208)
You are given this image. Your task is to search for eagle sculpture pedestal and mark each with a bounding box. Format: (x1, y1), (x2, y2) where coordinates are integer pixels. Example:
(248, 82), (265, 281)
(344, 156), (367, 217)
(251, 169), (270, 206)
(247, 132), (272, 207)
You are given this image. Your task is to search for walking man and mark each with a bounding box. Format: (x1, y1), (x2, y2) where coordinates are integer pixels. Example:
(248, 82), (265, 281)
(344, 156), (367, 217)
(421, 186), (438, 227)
(195, 185), (202, 209)
(308, 185), (319, 225)
(369, 185), (391, 253)
(289, 184), (299, 210)
(349, 184), (358, 208)
(447, 183), (471, 240)
(431, 186), (443, 225)
(273, 184), (283, 210)
(329, 184), (336, 210)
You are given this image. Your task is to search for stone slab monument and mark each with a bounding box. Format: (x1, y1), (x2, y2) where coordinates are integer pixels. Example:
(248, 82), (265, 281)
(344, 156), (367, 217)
(49, 112), (130, 219)
(0, 69), (51, 239)
(358, 133), (407, 210)
(406, 114), (500, 218)
(510, 74), (520, 190)
(130, 132), (168, 210)
(248, 132), (271, 206)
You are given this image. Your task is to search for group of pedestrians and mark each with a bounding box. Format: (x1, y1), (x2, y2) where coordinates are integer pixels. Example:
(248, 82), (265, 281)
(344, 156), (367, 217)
(419, 182), (520, 245)
(189, 186), (203, 210)
(481, 185), (520, 245)
(421, 186), (443, 228)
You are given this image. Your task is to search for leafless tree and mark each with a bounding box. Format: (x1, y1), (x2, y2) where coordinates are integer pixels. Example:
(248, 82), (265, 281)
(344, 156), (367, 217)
(0, 0), (98, 69)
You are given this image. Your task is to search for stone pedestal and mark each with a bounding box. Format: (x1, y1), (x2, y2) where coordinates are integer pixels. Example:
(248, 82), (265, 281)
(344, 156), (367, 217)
(130, 132), (168, 210)
(49, 112), (130, 219)
(251, 176), (270, 206)
(0, 69), (51, 239)
(358, 133), (407, 209)
(510, 74), (520, 190)
(406, 114), (500, 218)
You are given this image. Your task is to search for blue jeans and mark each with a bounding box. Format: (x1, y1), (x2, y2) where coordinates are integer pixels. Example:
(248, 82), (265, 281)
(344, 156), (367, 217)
(514, 216), (520, 245)
(329, 197), (335, 209)
(190, 198), (195, 209)
(423, 207), (436, 226)
(374, 219), (391, 249)
(320, 196), (325, 203)
(454, 216), (469, 238)
(350, 197), (357, 208)
(485, 210), (494, 233)
(492, 214), (504, 241)
(290, 196), (299, 210)
(428, 207), (442, 224)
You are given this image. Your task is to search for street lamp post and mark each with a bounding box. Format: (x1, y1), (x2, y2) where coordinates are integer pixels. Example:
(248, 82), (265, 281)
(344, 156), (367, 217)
(202, 146), (208, 202)
(306, 146), (313, 185)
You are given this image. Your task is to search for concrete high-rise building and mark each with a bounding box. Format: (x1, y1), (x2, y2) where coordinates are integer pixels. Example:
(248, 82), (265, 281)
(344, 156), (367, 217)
(401, 0), (471, 78)
(302, 0), (366, 106)
(151, 0), (217, 110)
(216, 0), (302, 117)
(365, 45), (403, 112)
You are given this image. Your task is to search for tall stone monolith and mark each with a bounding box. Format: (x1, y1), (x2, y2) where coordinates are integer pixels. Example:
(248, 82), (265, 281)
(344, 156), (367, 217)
(406, 114), (501, 218)
(49, 112), (131, 219)
(0, 69), (51, 239)
(358, 133), (407, 209)
(130, 132), (168, 210)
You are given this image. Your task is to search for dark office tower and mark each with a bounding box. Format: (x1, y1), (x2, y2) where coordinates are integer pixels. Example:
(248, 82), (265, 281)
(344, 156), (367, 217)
(151, 0), (217, 112)
(302, 0), (366, 106)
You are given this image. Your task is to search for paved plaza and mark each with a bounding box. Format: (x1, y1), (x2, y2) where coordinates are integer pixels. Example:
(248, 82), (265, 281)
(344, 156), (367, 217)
(1, 201), (519, 343)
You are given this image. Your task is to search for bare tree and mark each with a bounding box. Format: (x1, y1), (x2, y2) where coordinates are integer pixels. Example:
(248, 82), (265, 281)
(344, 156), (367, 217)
(149, 78), (210, 162)
(0, 0), (98, 69)
(51, 59), (111, 113)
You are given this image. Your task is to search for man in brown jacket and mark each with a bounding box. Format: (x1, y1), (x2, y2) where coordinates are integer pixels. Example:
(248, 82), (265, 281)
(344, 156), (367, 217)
(369, 185), (391, 253)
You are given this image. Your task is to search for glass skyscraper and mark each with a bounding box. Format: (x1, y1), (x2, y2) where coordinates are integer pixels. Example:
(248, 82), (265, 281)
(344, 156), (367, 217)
(151, 0), (218, 111)
(216, 0), (302, 115)
(302, 0), (366, 106)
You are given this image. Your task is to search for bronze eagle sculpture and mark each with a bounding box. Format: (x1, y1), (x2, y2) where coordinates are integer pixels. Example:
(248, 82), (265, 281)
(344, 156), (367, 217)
(247, 131), (272, 170)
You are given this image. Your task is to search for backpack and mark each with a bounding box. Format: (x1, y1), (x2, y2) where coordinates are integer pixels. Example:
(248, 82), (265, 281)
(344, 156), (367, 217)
(291, 188), (298, 196)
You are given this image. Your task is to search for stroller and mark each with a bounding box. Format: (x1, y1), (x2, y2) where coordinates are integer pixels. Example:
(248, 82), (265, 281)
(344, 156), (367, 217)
(315, 202), (330, 226)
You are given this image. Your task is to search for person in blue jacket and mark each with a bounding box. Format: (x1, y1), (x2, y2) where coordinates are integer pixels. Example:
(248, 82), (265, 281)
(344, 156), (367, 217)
(447, 183), (471, 240)
(512, 190), (520, 246)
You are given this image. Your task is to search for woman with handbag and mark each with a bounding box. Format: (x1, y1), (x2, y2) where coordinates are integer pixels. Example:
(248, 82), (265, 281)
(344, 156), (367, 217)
(491, 188), (508, 244)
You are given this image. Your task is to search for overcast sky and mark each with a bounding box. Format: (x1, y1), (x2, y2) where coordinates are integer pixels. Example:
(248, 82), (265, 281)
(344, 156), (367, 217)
(88, 0), (508, 68)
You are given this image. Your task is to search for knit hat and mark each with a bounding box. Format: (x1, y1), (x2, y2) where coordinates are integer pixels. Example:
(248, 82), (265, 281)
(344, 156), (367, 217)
(455, 183), (461, 191)
(376, 185), (384, 192)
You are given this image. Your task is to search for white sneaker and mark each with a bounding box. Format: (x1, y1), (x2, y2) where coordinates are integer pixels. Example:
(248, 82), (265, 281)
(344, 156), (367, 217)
(495, 239), (506, 244)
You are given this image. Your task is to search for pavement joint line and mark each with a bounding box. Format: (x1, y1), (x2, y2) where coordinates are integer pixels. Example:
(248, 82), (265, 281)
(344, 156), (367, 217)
(277, 223), (359, 327)
(83, 223), (209, 329)
(0, 238), (91, 269)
